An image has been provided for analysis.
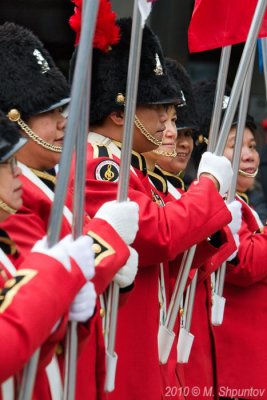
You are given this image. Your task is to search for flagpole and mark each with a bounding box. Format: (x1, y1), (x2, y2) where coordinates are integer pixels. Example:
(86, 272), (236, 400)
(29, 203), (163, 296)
(216, 44), (256, 299)
(260, 37), (267, 99)
(105, 0), (145, 391)
(63, 2), (99, 399)
(159, 0), (267, 367)
(63, 62), (93, 400)
(180, 45), (233, 335)
(158, 45), (232, 365)
(208, 46), (232, 150)
(18, 1), (98, 399)
(215, 0), (267, 156)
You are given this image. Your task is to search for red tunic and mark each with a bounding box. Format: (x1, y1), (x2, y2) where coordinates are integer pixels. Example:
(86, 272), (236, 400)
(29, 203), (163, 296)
(215, 197), (267, 399)
(0, 250), (86, 385)
(66, 133), (232, 400)
(1, 164), (130, 400)
(156, 169), (236, 400)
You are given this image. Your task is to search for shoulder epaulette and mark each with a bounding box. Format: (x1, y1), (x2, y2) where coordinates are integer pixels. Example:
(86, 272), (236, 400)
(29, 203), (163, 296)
(91, 143), (112, 159)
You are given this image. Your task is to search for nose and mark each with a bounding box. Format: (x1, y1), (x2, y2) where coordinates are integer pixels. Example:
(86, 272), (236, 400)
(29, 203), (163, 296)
(177, 133), (189, 148)
(57, 114), (67, 131)
(14, 164), (22, 177)
(164, 122), (177, 141)
(241, 145), (254, 161)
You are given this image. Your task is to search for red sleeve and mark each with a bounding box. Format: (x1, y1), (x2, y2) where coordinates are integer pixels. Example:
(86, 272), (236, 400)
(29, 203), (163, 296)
(68, 154), (232, 266)
(0, 252), (86, 383)
(83, 217), (130, 294)
(225, 218), (267, 287)
(196, 226), (237, 281)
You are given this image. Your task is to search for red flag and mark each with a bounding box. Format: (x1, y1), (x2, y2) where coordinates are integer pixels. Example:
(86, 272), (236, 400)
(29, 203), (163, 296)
(188, 0), (267, 52)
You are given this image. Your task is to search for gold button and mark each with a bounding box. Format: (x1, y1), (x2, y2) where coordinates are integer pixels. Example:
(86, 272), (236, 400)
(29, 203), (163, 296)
(55, 343), (64, 355)
(5, 278), (16, 289)
(8, 109), (21, 122)
(92, 243), (101, 254)
(179, 308), (184, 317)
(116, 93), (125, 104)
(211, 282), (213, 290)
(100, 308), (105, 318)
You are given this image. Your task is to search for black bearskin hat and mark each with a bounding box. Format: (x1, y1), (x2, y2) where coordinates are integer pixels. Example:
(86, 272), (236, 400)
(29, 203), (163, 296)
(0, 22), (70, 119)
(0, 110), (27, 162)
(192, 79), (257, 167)
(165, 58), (199, 133)
(70, 18), (184, 125)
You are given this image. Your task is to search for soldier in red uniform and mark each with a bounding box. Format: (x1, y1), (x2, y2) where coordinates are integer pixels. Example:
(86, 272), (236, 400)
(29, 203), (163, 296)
(0, 21), (139, 399)
(193, 81), (267, 400)
(67, 17), (237, 400)
(0, 111), (98, 399)
(143, 59), (240, 400)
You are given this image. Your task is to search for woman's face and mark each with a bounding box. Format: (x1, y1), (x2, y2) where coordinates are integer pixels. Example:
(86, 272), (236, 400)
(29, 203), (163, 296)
(224, 127), (260, 192)
(145, 105), (177, 169)
(157, 127), (194, 175)
(0, 157), (22, 221)
(16, 107), (66, 171)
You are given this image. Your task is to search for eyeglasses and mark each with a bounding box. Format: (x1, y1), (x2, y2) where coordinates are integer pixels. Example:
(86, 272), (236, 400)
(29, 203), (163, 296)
(0, 157), (18, 175)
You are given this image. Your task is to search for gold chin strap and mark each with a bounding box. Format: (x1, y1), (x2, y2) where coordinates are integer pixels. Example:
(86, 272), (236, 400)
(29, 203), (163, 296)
(153, 148), (177, 157)
(115, 93), (163, 147)
(134, 115), (163, 147)
(238, 168), (258, 178)
(8, 109), (62, 153)
(0, 200), (16, 215)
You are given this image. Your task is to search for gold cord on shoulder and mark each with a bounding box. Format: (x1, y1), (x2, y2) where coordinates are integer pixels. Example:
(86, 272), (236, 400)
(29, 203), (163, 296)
(30, 168), (57, 185)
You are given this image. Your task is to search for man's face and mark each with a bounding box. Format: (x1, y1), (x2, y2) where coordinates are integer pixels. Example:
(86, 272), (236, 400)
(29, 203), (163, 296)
(17, 107), (66, 170)
(132, 104), (168, 153)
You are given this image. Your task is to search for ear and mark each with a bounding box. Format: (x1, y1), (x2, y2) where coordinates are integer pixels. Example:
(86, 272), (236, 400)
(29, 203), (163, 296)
(109, 111), (124, 126)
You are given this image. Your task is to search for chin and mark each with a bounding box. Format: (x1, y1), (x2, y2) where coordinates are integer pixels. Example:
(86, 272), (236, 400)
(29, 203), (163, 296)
(237, 177), (254, 193)
(14, 199), (23, 210)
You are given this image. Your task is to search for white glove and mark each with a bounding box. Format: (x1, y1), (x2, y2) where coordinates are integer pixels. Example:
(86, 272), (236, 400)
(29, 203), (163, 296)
(227, 200), (242, 236)
(197, 151), (234, 196)
(227, 233), (240, 261)
(95, 200), (139, 244)
(226, 200), (242, 261)
(69, 282), (97, 322)
(31, 235), (71, 271)
(60, 234), (95, 281)
(113, 247), (138, 288)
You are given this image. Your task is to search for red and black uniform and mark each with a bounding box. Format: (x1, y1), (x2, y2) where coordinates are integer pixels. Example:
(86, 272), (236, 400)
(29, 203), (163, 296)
(215, 195), (267, 400)
(1, 163), (130, 400)
(0, 229), (87, 388)
(158, 168), (236, 400)
(66, 132), (232, 400)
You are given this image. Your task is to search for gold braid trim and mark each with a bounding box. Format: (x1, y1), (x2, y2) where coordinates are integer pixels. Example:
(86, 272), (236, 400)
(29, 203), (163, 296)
(30, 168), (57, 185)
